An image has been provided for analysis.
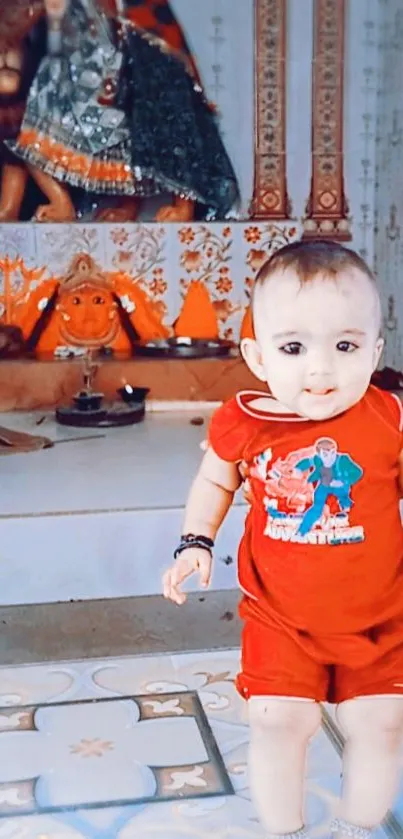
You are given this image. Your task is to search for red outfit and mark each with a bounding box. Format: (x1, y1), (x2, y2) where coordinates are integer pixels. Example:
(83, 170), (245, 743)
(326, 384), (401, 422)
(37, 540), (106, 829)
(208, 387), (403, 702)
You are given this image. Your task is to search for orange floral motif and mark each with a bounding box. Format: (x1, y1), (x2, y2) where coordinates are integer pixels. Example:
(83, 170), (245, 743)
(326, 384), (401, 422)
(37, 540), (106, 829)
(115, 250), (134, 268)
(178, 227), (196, 244)
(215, 275), (233, 294)
(212, 299), (240, 323)
(222, 226), (232, 238)
(110, 228), (129, 247)
(70, 739), (114, 758)
(149, 277), (167, 296)
(245, 276), (255, 290)
(244, 226), (262, 244)
(180, 250), (203, 272)
(246, 249), (267, 272)
(148, 267), (167, 296)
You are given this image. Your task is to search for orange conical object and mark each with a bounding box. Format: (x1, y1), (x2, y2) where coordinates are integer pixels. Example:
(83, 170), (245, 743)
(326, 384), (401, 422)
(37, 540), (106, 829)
(174, 280), (219, 340)
(240, 305), (254, 340)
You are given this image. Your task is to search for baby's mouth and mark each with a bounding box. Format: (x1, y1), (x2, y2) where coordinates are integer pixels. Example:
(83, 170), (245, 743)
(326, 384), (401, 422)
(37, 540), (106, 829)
(304, 388), (335, 396)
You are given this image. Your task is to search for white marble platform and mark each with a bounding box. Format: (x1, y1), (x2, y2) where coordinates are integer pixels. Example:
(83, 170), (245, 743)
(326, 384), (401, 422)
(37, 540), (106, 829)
(0, 409), (245, 606)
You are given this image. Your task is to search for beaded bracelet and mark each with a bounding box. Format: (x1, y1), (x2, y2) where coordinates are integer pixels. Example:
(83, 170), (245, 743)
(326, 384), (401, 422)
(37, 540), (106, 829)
(174, 533), (214, 559)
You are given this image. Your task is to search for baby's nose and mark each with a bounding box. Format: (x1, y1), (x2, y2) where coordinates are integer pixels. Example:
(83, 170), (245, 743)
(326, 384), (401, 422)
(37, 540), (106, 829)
(306, 352), (334, 382)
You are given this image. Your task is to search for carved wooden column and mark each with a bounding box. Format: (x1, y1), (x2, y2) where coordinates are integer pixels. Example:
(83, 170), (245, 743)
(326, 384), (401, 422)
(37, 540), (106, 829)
(251, 0), (289, 219)
(303, 0), (350, 239)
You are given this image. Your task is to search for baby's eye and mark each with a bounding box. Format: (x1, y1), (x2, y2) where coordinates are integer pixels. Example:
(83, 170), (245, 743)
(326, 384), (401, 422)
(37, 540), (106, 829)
(336, 341), (358, 353)
(280, 342), (304, 356)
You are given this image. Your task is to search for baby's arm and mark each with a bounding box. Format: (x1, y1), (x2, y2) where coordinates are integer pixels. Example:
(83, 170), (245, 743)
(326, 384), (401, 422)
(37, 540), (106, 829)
(163, 447), (241, 605)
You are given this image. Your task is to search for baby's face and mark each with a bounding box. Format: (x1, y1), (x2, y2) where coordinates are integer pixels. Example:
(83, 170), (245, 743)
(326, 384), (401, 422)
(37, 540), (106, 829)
(247, 268), (383, 420)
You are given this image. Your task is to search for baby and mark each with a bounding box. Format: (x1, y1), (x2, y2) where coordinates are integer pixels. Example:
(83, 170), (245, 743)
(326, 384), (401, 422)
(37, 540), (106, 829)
(163, 240), (403, 839)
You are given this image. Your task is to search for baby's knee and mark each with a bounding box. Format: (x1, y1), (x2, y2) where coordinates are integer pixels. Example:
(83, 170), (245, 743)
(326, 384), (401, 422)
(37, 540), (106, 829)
(248, 696), (322, 741)
(337, 697), (403, 748)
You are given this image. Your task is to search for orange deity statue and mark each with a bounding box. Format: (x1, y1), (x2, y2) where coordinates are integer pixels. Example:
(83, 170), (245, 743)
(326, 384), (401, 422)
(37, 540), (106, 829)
(12, 253), (170, 354)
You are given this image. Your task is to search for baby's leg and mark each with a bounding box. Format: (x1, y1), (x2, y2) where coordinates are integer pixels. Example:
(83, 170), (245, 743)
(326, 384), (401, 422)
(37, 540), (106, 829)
(334, 696), (403, 837)
(249, 696), (322, 835)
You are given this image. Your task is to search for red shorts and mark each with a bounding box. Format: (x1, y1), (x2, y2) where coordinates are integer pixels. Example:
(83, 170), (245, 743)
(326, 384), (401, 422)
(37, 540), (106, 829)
(236, 601), (403, 704)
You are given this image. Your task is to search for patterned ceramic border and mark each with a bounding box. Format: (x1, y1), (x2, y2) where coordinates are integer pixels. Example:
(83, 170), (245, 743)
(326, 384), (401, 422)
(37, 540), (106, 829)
(303, 0), (351, 240)
(0, 690), (233, 818)
(251, 0), (289, 219)
(0, 221), (301, 349)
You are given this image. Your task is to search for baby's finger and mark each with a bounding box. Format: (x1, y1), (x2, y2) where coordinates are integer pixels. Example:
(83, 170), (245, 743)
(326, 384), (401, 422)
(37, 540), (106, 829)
(163, 569), (186, 605)
(162, 569), (173, 599)
(198, 554), (212, 588)
(169, 560), (194, 603)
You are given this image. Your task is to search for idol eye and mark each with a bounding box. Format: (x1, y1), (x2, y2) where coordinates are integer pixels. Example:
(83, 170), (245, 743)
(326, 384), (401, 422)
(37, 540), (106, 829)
(280, 342), (304, 356)
(336, 341), (358, 353)
(72, 296), (81, 305)
(93, 295), (104, 305)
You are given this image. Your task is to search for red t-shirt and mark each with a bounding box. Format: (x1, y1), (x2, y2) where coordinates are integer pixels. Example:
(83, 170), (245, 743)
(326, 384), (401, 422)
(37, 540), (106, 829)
(209, 386), (403, 664)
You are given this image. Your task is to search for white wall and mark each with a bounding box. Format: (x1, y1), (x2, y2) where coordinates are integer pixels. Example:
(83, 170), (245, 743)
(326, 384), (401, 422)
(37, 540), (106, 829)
(344, 0), (381, 265)
(373, 0), (403, 368)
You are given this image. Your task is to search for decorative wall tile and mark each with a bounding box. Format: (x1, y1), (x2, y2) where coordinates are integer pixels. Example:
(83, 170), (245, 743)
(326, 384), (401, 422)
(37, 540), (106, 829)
(303, 0), (350, 240)
(34, 225), (106, 276)
(0, 225), (36, 267)
(286, 0), (314, 222)
(0, 222), (301, 347)
(251, 0), (289, 218)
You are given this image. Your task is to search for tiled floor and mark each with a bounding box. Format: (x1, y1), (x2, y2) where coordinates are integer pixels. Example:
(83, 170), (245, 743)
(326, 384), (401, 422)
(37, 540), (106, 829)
(1, 649), (399, 839)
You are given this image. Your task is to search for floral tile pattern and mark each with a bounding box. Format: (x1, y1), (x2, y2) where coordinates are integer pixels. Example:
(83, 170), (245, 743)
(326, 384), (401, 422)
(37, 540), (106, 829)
(0, 650), (399, 839)
(0, 690), (233, 818)
(0, 222), (300, 342)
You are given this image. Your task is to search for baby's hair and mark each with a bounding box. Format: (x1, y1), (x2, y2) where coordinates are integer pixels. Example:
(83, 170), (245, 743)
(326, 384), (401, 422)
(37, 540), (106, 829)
(251, 239), (381, 335)
(254, 239), (376, 288)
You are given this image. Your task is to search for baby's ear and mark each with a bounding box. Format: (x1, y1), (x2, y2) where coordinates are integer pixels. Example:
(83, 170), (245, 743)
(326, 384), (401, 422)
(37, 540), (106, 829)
(372, 337), (384, 371)
(240, 338), (267, 382)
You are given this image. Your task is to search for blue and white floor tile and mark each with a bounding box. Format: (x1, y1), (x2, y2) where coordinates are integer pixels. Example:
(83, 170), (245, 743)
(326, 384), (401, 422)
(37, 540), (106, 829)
(0, 650), (399, 839)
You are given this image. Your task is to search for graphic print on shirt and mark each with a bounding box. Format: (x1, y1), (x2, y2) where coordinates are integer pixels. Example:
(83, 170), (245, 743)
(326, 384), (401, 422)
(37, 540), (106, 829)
(250, 437), (364, 546)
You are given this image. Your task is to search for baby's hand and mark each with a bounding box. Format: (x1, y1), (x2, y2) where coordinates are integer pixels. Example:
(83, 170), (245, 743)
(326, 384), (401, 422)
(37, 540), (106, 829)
(163, 548), (212, 606)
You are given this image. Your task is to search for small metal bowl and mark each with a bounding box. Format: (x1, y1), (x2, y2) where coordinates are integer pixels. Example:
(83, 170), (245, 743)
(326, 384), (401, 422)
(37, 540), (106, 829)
(73, 391), (104, 412)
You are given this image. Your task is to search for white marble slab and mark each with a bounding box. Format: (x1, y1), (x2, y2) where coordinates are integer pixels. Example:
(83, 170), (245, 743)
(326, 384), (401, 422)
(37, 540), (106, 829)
(0, 410), (245, 604)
